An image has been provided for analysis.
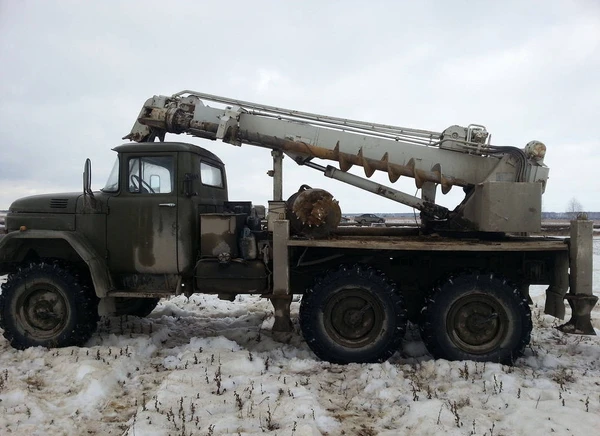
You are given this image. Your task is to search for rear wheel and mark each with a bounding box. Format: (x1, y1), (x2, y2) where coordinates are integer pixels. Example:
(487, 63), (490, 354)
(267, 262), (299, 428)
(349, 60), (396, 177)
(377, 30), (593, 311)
(420, 271), (532, 364)
(0, 262), (99, 349)
(300, 264), (406, 364)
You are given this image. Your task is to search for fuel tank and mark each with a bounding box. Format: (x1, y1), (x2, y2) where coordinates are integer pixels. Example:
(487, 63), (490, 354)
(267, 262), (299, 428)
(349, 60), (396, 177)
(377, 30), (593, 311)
(195, 259), (268, 294)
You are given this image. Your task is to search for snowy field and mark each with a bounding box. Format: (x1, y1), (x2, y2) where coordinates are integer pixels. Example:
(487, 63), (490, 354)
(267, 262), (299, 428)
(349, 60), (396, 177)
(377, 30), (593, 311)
(0, 240), (599, 435)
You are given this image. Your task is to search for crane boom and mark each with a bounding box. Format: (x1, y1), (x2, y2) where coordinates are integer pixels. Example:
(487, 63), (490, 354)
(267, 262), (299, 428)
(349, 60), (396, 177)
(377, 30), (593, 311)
(125, 90), (549, 233)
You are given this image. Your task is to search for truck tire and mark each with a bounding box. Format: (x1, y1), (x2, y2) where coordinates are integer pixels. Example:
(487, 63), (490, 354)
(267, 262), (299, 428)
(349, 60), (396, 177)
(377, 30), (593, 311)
(0, 262), (99, 349)
(299, 264), (407, 364)
(420, 271), (532, 364)
(114, 298), (160, 317)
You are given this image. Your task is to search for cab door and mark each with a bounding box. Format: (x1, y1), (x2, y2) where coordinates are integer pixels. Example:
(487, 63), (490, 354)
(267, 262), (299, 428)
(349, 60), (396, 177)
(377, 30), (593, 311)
(107, 153), (178, 273)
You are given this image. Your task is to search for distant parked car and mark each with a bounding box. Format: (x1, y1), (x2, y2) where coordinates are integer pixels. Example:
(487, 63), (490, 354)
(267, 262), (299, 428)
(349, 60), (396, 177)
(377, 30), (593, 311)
(354, 213), (385, 226)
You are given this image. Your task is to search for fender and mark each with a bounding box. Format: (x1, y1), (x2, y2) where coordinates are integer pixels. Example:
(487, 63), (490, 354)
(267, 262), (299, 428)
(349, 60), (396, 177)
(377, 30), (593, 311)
(0, 229), (113, 297)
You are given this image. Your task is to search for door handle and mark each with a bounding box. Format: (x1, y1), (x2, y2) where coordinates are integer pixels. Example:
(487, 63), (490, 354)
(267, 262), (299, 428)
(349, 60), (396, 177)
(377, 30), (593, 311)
(159, 203), (176, 207)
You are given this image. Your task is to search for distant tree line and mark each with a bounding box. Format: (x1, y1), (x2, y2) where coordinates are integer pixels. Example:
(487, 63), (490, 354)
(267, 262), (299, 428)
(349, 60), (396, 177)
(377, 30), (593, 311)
(543, 211), (600, 220)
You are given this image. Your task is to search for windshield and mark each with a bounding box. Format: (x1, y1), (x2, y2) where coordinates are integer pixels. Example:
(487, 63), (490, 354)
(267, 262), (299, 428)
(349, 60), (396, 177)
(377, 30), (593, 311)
(101, 157), (119, 192)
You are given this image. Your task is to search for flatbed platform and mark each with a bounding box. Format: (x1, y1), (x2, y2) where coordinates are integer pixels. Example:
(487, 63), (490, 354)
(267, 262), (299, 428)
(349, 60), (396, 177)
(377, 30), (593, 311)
(288, 233), (568, 252)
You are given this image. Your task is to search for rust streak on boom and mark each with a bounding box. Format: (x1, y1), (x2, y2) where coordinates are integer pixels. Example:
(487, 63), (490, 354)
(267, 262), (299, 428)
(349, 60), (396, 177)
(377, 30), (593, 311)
(237, 128), (471, 189)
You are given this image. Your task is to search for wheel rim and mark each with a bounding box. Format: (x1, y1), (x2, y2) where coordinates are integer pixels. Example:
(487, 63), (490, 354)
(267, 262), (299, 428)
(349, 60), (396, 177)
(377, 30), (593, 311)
(16, 283), (69, 340)
(323, 288), (384, 348)
(446, 293), (508, 354)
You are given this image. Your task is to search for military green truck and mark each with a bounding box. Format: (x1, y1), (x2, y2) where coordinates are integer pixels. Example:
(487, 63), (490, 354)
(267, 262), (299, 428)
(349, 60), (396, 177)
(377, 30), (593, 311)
(0, 91), (596, 364)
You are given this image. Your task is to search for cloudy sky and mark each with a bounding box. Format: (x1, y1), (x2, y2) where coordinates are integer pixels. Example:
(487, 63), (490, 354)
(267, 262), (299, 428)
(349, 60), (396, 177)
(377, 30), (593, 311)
(1, 0), (599, 213)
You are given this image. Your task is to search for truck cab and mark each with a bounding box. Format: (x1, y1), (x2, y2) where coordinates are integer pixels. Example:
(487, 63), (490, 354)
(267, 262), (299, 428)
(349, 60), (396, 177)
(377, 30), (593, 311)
(101, 142), (228, 276)
(0, 142), (239, 349)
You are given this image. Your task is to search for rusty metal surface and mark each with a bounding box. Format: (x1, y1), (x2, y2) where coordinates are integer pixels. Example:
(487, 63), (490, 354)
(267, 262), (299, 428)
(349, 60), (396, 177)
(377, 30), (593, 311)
(286, 186), (341, 238)
(237, 128), (471, 191)
(287, 235), (569, 252)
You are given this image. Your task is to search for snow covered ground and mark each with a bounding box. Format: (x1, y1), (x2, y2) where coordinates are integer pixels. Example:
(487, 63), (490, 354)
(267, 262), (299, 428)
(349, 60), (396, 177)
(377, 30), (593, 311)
(0, 240), (599, 435)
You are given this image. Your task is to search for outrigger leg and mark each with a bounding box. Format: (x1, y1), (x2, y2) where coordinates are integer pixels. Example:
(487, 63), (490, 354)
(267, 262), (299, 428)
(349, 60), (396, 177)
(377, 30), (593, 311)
(558, 217), (598, 335)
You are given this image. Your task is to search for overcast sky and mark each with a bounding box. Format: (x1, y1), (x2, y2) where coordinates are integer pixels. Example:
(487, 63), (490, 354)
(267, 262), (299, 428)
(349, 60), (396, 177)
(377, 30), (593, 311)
(1, 0), (599, 213)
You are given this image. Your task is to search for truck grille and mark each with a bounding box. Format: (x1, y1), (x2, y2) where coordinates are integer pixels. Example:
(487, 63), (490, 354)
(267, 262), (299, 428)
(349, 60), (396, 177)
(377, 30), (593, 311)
(50, 198), (69, 209)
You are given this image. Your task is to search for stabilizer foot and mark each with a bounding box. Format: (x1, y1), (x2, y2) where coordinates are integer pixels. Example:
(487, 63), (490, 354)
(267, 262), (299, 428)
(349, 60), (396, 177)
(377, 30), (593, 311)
(270, 295), (293, 333)
(558, 294), (598, 335)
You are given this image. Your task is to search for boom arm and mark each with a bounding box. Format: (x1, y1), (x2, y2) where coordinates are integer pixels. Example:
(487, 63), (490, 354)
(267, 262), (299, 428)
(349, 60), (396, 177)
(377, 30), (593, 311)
(125, 90), (549, 233)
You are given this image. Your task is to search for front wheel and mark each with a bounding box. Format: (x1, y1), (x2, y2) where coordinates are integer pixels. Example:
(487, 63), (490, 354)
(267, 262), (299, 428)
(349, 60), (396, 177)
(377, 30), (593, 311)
(0, 262), (99, 349)
(420, 271), (532, 364)
(299, 264), (407, 364)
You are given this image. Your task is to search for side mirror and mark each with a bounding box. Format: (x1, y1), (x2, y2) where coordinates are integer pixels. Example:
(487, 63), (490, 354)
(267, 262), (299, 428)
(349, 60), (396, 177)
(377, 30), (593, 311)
(83, 158), (93, 195)
(82, 158), (97, 211)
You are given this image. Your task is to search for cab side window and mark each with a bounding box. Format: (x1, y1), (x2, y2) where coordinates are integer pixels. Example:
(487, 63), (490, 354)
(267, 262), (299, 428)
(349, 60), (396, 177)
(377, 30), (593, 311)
(200, 161), (223, 188)
(128, 156), (174, 194)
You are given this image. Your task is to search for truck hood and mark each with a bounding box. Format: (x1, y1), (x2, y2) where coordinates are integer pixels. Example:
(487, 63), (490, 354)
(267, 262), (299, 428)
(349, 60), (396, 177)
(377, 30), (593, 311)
(9, 193), (82, 214)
